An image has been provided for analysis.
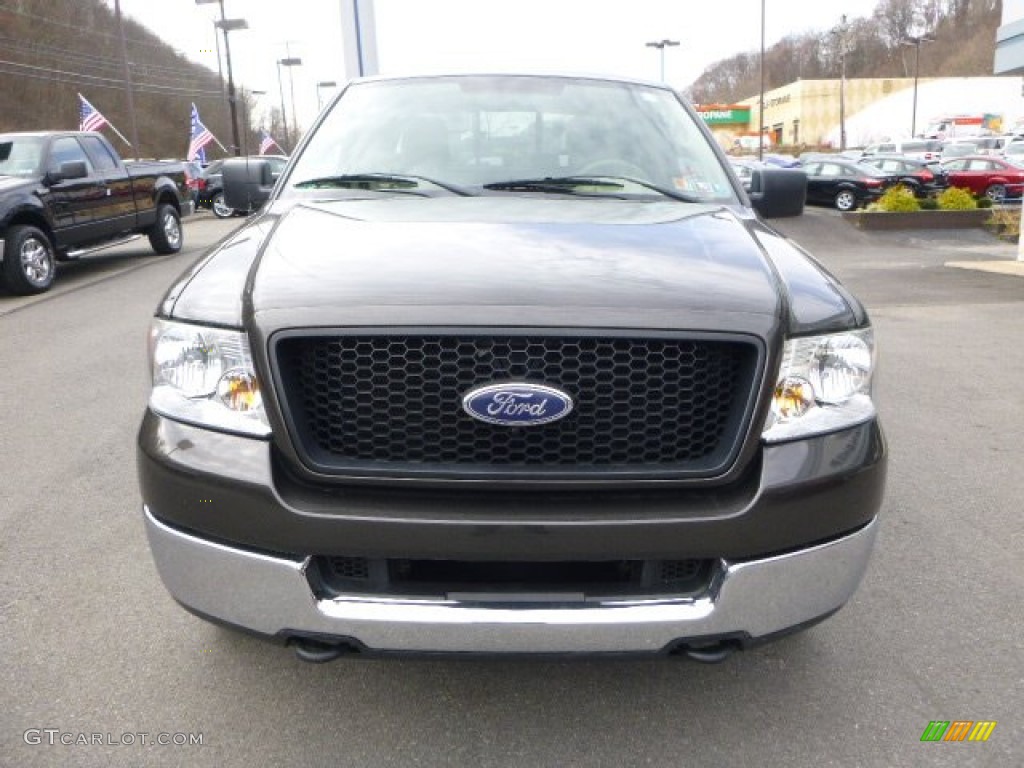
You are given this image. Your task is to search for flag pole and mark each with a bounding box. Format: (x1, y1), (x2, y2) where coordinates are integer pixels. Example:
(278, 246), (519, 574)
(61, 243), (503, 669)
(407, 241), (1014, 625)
(105, 120), (134, 149)
(77, 92), (132, 148)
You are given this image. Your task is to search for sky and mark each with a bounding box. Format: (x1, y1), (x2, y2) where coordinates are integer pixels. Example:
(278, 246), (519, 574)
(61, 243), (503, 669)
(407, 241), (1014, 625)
(111, 0), (881, 133)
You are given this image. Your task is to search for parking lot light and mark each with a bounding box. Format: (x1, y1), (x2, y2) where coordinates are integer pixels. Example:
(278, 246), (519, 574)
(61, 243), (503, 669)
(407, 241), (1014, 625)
(645, 39), (679, 83)
(197, 0), (248, 156)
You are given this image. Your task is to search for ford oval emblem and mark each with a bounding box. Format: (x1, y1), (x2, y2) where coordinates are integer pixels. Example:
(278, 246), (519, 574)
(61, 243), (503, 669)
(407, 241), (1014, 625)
(462, 382), (574, 427)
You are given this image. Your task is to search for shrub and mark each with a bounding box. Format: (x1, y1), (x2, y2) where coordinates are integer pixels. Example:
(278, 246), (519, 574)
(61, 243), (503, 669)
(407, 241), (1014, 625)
(937, 187), (978, 210)
(985, 207), (1021, 239)
(976, 196), (993, 209)
(919, 197), (939, 210)
(875, 185), (920, 212)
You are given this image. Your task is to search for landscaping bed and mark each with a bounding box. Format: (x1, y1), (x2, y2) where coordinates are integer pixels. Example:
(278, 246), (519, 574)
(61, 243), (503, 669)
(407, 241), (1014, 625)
(842, 209), (993, 230)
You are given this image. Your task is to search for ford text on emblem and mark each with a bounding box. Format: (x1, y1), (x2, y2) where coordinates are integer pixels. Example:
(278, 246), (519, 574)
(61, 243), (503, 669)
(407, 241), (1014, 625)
(462, 383), (574, 427)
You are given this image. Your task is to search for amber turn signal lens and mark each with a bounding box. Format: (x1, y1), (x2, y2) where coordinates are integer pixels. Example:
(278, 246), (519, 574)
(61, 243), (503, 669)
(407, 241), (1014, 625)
(217, 369), (263, 412)
(772, 376), (814, 421)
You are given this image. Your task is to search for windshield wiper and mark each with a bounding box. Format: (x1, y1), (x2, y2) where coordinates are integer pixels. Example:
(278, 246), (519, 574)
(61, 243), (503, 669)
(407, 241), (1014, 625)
(587, 176), (703, 203)
(482, 176), (626, 195)
(293, 173), (474, 197)
(482, 175), (701, 202)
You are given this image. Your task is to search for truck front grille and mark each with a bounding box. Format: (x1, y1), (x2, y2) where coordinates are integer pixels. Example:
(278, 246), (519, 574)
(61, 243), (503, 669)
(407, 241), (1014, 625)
(271, 332), (761, 480)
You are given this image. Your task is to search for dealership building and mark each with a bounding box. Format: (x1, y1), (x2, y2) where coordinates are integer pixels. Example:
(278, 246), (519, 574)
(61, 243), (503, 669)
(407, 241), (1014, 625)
(697, 76), (1024, 149)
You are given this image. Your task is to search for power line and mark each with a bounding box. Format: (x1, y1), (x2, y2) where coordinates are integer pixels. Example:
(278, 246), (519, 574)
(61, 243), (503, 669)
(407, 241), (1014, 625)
(0, 3), (191, 57)
(0, 34), (212, 81)
(0, 59), (223, 97)
(0, 65), (226, 102)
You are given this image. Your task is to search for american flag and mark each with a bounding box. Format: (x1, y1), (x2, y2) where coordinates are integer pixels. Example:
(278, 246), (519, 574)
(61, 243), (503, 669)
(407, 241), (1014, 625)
(188, 103), (215, 163)
(78, 94), (108, 132)
(259, 130), (281, 156)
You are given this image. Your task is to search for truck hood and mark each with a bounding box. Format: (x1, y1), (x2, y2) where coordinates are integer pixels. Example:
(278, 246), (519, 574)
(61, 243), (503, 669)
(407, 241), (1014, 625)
(0, 175), (37, 194)
(245, 197), (783, 335)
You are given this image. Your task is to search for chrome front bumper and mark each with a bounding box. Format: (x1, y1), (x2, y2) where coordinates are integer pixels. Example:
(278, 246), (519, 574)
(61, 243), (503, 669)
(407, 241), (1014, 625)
(145, 507), (878, 654)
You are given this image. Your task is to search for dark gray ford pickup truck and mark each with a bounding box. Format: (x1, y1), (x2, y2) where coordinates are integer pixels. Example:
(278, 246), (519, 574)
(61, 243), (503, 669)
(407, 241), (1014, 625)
(0, 131), (191, 294)
(138, 74), (886, 662)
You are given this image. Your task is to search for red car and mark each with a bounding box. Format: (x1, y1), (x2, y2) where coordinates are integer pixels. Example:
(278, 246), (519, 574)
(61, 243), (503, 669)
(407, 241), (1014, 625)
(940, 155), (1024, 202)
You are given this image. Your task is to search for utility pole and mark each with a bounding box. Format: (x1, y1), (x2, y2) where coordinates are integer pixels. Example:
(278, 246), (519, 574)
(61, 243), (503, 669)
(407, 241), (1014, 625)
(112, 0), (140, 159)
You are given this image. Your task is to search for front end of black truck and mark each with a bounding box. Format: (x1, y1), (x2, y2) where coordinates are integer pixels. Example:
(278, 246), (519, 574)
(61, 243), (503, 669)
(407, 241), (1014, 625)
(136, 74), (885, 661)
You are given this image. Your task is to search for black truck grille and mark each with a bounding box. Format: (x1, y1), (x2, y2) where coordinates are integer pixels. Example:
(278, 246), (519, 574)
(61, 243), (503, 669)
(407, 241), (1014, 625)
(272, 333), (760, 479)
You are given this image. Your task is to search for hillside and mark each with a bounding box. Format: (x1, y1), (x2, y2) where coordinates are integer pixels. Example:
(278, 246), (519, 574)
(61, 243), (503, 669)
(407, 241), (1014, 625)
(0, 0), (262, 159)
(688, 0), (1002, 103)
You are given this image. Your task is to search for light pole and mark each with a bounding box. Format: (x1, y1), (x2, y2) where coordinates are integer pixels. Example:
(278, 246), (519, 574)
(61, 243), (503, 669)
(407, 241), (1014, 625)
(212, 20), (226, 103)
(758, 0), (765, 160)
(285, 45), (301, 146)
(831, 15), (849, 151)
(903, 34), (934, 137)
(243, 89), (266, 155)
(317, 80), (338, 110)
(645, 39), (679, 83)
(277, 57), (302, 151)
(197, 0), (248, 156)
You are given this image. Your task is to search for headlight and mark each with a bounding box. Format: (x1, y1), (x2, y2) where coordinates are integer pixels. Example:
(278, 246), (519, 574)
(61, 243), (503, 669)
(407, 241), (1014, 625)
(148, 319), (271, 437)
(762, 328), (876, 443)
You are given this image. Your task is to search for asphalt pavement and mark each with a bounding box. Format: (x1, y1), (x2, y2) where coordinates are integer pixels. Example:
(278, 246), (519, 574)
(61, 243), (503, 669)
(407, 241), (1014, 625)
(1, 208), (1021, 767)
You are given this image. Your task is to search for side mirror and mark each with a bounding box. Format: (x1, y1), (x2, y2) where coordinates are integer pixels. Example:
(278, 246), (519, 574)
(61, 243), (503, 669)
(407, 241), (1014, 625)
(222, 158), (274, 212)
(749, 168), (806, 218)
(46, 160), (89, 184)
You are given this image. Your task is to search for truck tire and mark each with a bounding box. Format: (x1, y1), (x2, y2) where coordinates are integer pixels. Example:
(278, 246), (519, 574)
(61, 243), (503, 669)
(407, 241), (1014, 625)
(1, 225), (56, 294)
(149, 204), (183, 254)
(211, 191), (235, 219)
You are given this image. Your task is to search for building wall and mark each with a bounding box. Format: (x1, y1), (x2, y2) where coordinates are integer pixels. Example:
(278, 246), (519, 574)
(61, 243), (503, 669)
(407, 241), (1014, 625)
(995, 0), (1024, 75)
(736, 78), (926, 147)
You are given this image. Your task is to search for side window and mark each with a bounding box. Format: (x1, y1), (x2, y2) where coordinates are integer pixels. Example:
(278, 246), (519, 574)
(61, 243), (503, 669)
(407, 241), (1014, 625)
(802, 162), (821, 175)
(268, 157), (286, 177)
(48, 137), (94, 175)
(819, 163), (842, 177)
(879, 144), (895, 153)
(968, 160), (992, 171)
(945, 159), (966, 171)
(79, 136), (119, 172)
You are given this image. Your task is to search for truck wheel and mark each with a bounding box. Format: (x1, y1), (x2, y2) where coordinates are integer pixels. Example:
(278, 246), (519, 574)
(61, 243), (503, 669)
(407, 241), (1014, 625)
(149, 204), (183, 254)
(1, 225), (56, 294)
(834, 190), (857, 211)
(211, 192), (235, 219)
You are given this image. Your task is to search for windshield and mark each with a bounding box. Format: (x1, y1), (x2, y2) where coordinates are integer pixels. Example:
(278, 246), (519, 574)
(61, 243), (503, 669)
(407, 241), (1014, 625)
(0, 136), (45, 177)
(282, 75), (737, 203)
(857, 164), (890, 178)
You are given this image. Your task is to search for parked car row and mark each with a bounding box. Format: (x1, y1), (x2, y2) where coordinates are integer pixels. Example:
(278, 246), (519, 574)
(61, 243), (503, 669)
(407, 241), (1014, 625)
(862, 134), (1024, 161)
(730, 148), (1024, 210)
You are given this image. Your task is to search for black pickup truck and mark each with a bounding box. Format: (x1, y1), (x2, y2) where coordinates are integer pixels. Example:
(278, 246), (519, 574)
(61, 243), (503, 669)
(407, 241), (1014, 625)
(0, 131), (192, 294)
(138, 74), (886, 662)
